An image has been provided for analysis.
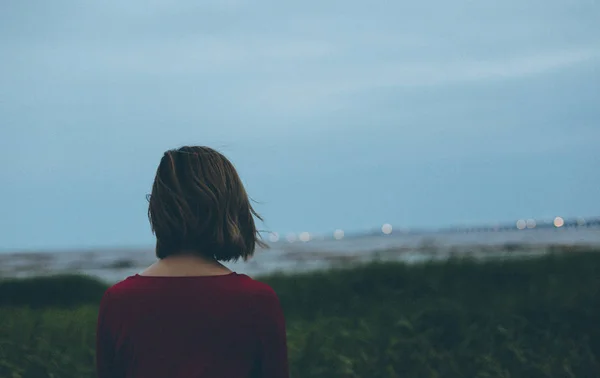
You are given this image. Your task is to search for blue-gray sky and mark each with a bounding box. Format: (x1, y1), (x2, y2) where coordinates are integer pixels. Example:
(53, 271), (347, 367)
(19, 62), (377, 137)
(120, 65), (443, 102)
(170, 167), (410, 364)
(1, 0), (599, 251)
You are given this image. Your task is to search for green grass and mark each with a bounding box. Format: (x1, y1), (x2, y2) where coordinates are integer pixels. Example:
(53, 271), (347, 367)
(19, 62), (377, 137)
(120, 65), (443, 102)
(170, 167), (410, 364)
(1, 251), (600, 377)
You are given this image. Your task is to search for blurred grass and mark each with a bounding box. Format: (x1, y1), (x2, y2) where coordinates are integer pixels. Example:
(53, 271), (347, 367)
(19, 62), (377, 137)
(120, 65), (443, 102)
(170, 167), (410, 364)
(1, 251), (599, 377)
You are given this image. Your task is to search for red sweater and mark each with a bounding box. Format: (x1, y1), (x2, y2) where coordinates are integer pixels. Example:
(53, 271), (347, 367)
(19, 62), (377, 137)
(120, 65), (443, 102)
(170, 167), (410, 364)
(96, 272), (289, 378)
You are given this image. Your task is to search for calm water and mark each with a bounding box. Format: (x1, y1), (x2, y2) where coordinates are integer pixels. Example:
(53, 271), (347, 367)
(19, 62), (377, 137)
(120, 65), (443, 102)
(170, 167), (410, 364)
(1, 227), (599, 283)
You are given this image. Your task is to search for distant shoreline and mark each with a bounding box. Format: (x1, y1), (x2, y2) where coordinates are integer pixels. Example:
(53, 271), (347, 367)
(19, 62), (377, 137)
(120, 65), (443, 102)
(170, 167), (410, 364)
(2, 217), (598, 255)
(1, 240), (598, 284)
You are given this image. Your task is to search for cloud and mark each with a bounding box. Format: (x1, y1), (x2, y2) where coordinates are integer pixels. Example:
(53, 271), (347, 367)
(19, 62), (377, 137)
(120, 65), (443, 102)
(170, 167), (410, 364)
(3, 35), (337, 79)
(238, 48), (600, 113)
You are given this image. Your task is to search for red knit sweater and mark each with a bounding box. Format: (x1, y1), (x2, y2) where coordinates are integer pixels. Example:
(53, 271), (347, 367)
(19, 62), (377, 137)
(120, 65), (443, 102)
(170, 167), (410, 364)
(96, 272), (289, 378)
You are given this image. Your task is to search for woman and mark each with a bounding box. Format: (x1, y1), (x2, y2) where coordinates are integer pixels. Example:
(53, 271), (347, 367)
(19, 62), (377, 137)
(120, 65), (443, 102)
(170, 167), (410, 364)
(96, 146), (289, 378)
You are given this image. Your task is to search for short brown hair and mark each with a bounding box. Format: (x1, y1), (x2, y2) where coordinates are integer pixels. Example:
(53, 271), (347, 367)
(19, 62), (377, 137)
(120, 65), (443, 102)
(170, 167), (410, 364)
(147, 146), (266, 261)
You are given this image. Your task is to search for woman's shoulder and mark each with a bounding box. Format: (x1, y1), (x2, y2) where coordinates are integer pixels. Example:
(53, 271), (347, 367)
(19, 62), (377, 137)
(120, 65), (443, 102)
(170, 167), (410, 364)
(102, 272), (278, 300)
(234, 274), (279, 296)
(98, 273), (284, 325)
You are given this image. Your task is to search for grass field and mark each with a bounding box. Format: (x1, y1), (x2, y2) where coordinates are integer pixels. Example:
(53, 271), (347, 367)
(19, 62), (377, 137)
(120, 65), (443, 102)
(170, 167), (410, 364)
(1, 251), (599, 378)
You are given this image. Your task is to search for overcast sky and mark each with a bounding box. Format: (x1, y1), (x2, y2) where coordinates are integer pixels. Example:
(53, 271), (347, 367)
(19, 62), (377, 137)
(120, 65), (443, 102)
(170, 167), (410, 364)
(1, 0), (599, 251)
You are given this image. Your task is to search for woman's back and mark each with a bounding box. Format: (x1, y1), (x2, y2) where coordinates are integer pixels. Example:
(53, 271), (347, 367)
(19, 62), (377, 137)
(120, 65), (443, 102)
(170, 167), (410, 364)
(96, 272), (288, 378)
(96, 146), (289, 377)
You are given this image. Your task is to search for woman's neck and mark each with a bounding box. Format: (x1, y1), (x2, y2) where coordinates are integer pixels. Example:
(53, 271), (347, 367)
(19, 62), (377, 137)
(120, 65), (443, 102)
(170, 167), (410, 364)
(140, 253), (232, 277)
